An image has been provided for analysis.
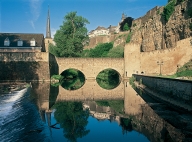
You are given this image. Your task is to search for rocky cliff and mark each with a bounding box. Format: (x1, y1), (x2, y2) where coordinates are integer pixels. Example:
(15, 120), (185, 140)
(131, 0), (192, 52)
(86, 0), (192, 52)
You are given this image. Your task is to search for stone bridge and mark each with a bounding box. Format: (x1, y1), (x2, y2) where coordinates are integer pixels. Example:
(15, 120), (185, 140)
(56, 58), (125, 79)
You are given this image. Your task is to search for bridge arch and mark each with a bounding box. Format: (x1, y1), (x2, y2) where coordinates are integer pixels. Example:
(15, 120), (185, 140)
(60, 68), (86, 90)
(96, 68), (121, 90)
(56, 58), (124, 80)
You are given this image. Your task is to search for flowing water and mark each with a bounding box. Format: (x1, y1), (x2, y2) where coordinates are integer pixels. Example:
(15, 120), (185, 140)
(0, 82), (191, 142)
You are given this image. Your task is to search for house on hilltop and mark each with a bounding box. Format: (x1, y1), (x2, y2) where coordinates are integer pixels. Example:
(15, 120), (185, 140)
(88, 26), (109, 38)
(88, 13), (133, 38)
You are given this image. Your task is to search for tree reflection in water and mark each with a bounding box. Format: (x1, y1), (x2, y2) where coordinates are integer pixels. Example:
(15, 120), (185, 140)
(96, 69), (120, 90)
(53, 101), (90, 142)
(60, 69), (85, 90)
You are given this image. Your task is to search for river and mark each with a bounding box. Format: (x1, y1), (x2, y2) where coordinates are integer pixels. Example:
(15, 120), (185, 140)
(0, 82), (191, 142)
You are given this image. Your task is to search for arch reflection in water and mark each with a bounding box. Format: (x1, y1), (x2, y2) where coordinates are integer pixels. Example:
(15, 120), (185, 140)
(96, 68), (121, 90)
(60, 68), (85, 90)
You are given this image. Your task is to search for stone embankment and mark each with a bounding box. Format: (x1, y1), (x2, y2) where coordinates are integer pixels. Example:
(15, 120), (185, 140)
(133, 74), (192, 112)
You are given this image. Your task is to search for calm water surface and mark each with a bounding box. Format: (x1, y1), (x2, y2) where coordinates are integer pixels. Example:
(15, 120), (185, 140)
(0, 82), (192, 142)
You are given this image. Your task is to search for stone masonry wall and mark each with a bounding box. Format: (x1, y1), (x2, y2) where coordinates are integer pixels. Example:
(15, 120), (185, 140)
(0, 52), (50, 81)
(124, 37), (192, 77)
(56, 57), (124, 80)
(133, 74), (192, 102)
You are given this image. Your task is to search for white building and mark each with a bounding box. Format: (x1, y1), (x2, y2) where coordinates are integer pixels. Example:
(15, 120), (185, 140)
(88, 26), (109, 38)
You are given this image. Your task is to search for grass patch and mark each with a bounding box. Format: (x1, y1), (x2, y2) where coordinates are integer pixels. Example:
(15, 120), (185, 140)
(158, 60), (192, 79)
(126, 32), (132, 43)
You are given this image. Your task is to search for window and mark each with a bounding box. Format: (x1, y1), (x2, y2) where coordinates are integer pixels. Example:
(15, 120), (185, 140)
(30, 38), (36, 46)
(4, 37), (10, 46)
(17, 39), (23, 46)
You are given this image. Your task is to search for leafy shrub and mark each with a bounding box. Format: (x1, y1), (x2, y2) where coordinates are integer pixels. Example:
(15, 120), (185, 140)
(162, 0), (176, 22)
(51, 75), (63, 80)
(107, 46), (124, 58)
(176, 60), (192, 77)
(82, 42), (113, 57)
(123, 23), (130, 31)
(176, 70), (192, 77)
(129, 76), (136, 86)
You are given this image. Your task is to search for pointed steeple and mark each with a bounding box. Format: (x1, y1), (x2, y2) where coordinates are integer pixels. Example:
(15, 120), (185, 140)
(46, 6), (51, 38)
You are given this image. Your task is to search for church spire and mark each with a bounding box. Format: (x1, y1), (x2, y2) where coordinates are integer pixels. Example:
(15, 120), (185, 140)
(46, 6), (51, 38)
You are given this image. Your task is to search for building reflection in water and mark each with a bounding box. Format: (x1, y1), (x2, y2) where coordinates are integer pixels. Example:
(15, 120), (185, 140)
(33, 80), (192, 142)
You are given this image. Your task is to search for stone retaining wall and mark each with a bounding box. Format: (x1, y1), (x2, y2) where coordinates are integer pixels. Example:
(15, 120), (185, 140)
(133, 74), (192, 102)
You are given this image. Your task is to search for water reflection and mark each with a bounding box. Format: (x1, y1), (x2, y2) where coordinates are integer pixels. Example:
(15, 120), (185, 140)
(53, 102), (90, 142)
(60, 69), (85, 90)
(0, 81), (192, 142)
(96, 68), (120, 90)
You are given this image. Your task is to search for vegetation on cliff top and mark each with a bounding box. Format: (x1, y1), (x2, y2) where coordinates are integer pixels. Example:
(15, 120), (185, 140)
(162, 0), (176, 22)
(123, 23), (130, 31)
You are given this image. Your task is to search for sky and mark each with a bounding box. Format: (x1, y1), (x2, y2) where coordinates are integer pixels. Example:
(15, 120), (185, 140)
(0, 0), (168, 37)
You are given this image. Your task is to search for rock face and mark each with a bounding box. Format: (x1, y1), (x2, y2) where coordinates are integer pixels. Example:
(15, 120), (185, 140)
(131, 0), (192, 52)
(86, 0), (192, 52)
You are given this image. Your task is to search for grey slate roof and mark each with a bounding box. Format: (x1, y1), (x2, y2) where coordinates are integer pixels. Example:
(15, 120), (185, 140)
(0, 33), (45, 51)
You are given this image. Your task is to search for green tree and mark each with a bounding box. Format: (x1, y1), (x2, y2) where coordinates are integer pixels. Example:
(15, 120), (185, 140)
(123, 23), (129, 31)
(53, 102), (90, 142)
(50, 11), (89, 57)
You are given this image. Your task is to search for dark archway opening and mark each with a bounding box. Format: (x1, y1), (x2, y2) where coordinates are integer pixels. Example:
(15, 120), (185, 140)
(96, 68), (121, 90)
(60, 68), (85, 90)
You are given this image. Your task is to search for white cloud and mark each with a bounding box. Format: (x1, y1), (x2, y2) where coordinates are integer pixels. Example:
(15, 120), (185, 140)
(28, 0), (44, 29)
(29, 20), (35, 30)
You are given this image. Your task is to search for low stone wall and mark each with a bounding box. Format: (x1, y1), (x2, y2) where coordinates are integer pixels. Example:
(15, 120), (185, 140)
(133, 74), (192, 110)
